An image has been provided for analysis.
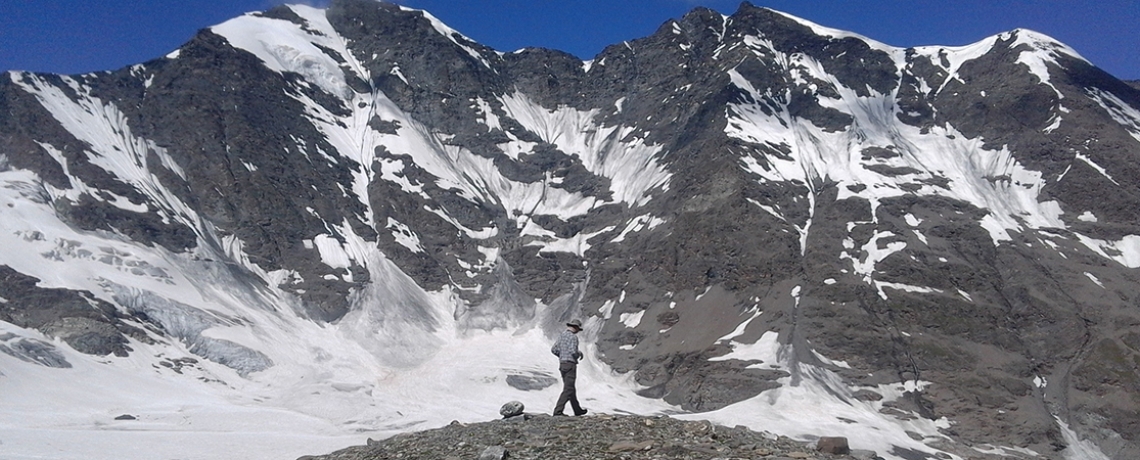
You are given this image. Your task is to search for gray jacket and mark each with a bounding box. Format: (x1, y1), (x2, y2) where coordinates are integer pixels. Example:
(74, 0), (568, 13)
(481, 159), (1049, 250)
(551, 330), (582, 363)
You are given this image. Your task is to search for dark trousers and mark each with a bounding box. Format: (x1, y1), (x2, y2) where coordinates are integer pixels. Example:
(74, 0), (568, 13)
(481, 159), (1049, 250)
(553, 361), (584, 415)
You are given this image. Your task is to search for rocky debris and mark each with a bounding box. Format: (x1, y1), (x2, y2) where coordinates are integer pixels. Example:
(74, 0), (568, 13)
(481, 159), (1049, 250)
(609, 439), (655, 452)
(156, 356), (200, 374)
(478, 445), (507, 460)
(299, 413), (872, 460)
(499, 401), (524, 419)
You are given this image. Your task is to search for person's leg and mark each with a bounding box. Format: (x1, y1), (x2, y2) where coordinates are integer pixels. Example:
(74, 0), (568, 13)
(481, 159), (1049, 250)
(570, 387), (585, 416)
(553, 362), (575, 415)
(565, 363), (585, 415)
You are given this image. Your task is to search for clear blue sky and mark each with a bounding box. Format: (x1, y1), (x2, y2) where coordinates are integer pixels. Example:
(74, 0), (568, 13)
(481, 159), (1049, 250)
(1, 1), (1137, 80)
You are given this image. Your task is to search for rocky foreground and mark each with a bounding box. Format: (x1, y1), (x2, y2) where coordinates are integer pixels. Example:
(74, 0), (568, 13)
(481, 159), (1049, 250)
(299, 413), (878, 460)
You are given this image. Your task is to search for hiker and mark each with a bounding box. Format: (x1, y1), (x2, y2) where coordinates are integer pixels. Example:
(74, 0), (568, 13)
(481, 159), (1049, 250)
(551, 319), (588, 416)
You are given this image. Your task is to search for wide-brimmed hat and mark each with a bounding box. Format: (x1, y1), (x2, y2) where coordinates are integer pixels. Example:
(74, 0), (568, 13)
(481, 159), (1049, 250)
(566, 319), (583, 330)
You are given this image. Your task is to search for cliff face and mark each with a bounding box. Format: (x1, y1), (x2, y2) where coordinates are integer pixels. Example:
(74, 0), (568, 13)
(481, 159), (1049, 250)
(3, 1), (1140, 459)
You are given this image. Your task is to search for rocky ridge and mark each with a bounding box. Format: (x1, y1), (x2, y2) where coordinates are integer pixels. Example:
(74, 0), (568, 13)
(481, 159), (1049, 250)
(300, 413), (874, 460)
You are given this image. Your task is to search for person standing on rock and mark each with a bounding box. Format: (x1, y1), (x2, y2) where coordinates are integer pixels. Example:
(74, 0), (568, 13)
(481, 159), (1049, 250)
(551, 319), (588, 416)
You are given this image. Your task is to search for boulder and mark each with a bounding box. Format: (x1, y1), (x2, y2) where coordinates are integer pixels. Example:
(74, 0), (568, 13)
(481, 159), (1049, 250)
(817, 436), (850, 454)
(499, 400), (524, 418)
(608, 440), (653, 452)
(478, 445), (507, 460)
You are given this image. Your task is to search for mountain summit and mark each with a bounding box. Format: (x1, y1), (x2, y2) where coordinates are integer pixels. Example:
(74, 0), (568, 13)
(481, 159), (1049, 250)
(2, 1), (1140, 459)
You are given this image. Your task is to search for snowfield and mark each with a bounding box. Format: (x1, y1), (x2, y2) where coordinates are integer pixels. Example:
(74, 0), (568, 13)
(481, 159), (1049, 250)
(2, 2), (1134, 460)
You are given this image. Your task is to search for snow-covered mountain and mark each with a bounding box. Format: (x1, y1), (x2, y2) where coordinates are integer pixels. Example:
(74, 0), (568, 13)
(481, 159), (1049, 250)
(3, 1), (1140, 459)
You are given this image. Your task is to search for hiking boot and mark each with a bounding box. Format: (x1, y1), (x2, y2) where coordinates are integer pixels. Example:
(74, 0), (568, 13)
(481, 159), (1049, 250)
(574, 408), (588, 416)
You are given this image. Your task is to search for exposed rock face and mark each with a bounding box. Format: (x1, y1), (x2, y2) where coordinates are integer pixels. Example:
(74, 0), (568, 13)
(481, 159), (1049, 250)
(2, 1), (1140, 459)
(0, 265), (148, 357)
